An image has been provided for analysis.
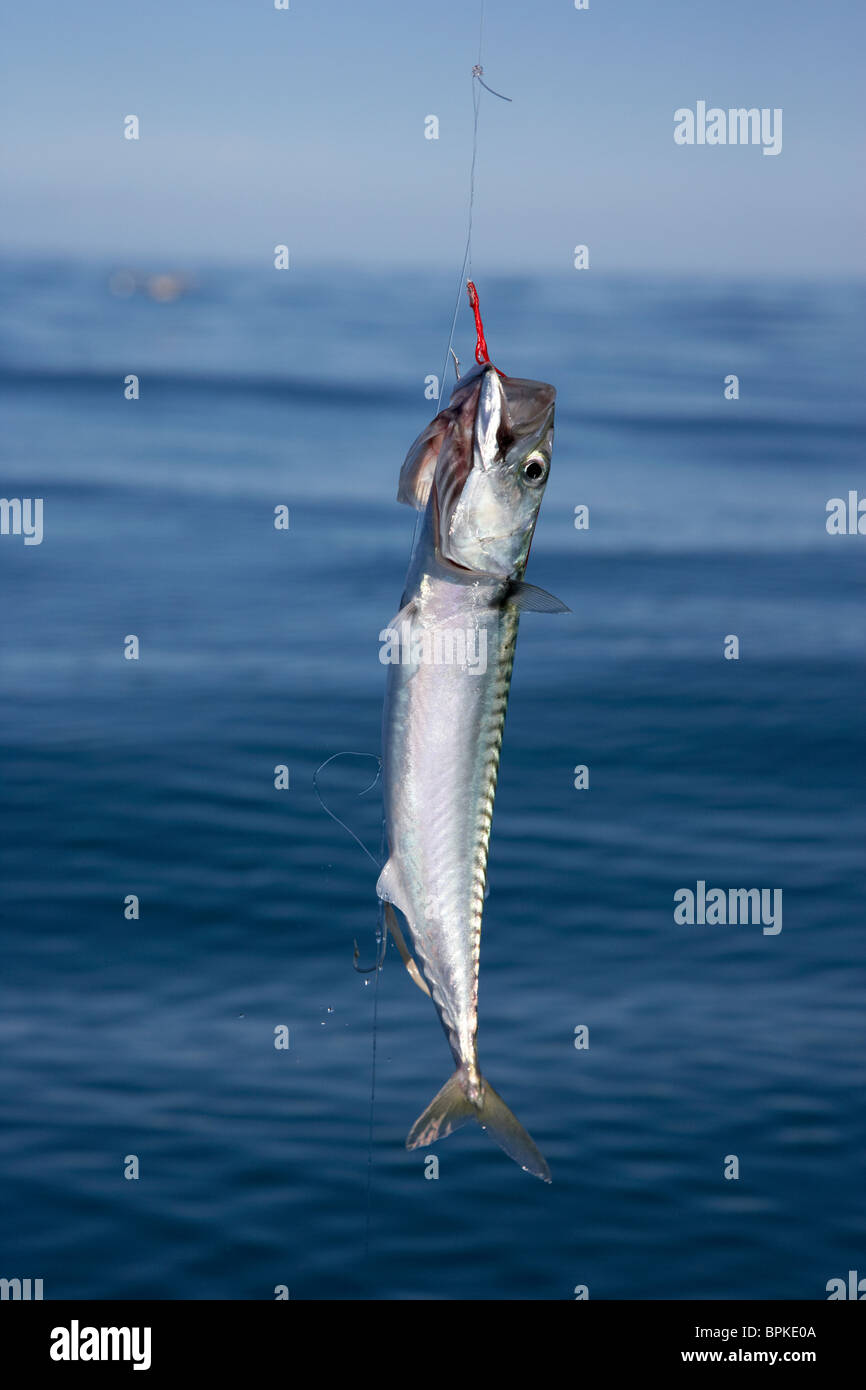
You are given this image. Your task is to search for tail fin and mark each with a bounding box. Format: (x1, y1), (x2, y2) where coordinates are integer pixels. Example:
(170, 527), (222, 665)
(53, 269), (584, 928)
(406, 1067), (552, 1183)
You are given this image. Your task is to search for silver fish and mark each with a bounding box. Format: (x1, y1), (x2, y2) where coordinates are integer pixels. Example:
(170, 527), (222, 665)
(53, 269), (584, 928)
(376, 357), (565, 1182)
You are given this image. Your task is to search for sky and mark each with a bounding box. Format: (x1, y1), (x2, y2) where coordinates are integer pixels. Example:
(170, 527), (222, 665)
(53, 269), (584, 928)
(1, 0), (864, 275)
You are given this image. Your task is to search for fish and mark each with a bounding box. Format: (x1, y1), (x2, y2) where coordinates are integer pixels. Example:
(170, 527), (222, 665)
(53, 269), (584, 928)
(376, 334), (566, 1183)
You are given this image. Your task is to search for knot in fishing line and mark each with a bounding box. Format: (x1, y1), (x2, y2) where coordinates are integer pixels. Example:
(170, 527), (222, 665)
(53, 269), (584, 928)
(471, 64), (512, 102)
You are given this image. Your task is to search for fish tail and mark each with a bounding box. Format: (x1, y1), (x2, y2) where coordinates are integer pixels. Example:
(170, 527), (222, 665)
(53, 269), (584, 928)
(405, 1066), (551, 1183)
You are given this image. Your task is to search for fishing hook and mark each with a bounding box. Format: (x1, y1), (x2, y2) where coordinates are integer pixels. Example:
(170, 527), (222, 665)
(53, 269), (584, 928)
(353, 917), (388, 976)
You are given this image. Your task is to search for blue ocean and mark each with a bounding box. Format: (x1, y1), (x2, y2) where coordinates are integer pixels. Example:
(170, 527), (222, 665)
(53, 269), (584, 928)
(1, 258), (864, 1300)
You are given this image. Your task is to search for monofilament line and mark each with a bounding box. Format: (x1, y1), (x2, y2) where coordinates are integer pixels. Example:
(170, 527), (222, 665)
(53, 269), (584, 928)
(436, 73), (482, 413)
(363, 894), (384, 1263)
(435, 0), (511, 414)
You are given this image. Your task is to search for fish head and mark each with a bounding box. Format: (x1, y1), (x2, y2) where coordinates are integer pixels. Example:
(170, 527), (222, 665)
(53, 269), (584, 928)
(436, 363), (556, 578)
(397, 361), (556, 579)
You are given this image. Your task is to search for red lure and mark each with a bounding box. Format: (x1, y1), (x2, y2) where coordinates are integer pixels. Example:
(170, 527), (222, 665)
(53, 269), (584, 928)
(466, 280), (505, 376)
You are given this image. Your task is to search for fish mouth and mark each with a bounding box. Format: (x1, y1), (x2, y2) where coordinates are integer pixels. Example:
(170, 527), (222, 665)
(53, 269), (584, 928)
(473, 368), (555, 474)
(493, 373), (556, 445)
(397, 363), (555, 512)
(449, 362), (556, 445)
(433, 366), (555, 571)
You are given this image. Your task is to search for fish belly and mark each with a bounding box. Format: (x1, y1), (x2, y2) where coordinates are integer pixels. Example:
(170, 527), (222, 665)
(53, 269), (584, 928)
(380, 575), (518, 1072)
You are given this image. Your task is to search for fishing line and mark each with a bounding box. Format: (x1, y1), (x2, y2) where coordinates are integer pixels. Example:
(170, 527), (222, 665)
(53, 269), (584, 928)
(436, 0), (511, 412)
(312, 752), (386, 1258)
(362, 868), (384, 1263)
(312, 751), (382, 872)
(434, 75), (481, 415)
(312, 751), (388, 971)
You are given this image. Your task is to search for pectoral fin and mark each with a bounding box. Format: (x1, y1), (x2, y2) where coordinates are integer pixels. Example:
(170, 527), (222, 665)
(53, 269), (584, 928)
(506, 581), (570, 613)
(428, 553), (570, 612)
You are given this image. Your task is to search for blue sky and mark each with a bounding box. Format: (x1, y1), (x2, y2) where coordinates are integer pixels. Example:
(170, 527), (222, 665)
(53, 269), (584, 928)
(1, 0), (863, 274)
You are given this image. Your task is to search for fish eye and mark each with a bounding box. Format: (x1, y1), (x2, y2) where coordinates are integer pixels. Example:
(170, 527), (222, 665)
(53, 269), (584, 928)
(522, 455), (548, 486)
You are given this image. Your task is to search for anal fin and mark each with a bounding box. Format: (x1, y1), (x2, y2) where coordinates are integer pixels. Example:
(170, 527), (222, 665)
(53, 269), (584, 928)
(376, 860), (431, 998)
(384, 903), (431, 997)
